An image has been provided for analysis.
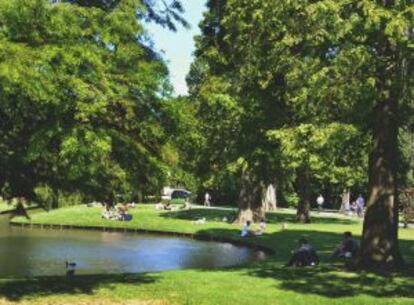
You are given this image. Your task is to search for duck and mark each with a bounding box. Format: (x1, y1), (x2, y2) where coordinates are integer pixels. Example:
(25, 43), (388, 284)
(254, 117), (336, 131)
(65, 261), (76, 268)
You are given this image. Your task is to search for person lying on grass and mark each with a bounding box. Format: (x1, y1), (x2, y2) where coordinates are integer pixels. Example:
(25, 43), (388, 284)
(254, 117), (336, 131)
(328, 231), (359, 259)
(285, 239), (319, 267)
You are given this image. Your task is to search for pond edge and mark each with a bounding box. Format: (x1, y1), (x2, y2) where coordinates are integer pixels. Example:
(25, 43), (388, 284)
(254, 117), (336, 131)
(9, 222), (274, 255)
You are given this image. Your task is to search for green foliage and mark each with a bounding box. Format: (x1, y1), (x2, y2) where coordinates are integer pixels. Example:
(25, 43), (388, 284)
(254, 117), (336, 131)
(34, 184), (56, 211)
(268, 123), (368, 187)
(56, 190), (84, 208)
(188, 0), (379, 206)
(0, 0), (189, 205)
(284, 192), (300, 208)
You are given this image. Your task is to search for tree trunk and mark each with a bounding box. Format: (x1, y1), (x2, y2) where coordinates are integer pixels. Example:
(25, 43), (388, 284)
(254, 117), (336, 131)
(296, 168), (311, 223)
(340, 188), (350, 212)
(235, 168), (265, 223)
(358, 101), (403, 269)
(358, 38), (403, 270)
(262, 183), (277, 211)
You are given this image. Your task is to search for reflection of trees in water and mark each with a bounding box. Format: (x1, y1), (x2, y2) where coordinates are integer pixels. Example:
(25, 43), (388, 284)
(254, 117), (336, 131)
(0, 226), (259, 276)
(100, 231), (125, 244)
(0, 236), (38, 277)
(175, 241), (256, 269)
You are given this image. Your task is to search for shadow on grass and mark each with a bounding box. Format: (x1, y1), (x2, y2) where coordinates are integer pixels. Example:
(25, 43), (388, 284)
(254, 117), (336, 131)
(194, 227), (414, 299)
(249, 265), (414, 298)
(0, 273), (157, 302)
(162, 208), (237, 222)
(162, 207), (358, 225)
(265, 212), (359, 225)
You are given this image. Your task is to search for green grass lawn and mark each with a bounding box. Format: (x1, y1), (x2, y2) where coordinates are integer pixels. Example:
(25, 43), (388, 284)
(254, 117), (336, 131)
(4, 205), (414, 305)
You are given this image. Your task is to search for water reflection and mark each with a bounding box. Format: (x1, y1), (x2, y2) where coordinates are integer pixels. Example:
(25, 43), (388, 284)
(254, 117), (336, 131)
(0, 222), (264, 277)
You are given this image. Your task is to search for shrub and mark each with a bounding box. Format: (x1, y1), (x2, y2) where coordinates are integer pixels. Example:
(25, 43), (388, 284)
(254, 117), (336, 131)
(57, 191), (84, 208)
(284, 192), (300, 208)
(34, 184), (56, 211)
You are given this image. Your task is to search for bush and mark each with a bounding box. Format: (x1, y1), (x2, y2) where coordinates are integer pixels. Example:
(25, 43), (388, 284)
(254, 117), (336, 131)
(34, 184), (56, 211)
(34, 185), (84, 210)
(284, 192), (300, 208)
(57, 191), (84, 208)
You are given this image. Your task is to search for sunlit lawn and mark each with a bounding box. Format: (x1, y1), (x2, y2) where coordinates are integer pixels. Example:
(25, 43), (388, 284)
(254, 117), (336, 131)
(4, 205), (414, 305)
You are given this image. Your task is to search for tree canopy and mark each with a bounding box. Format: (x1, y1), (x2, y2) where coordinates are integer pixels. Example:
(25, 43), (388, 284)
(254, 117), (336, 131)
(188, 0), (413, 268)
(0, 0), (188, 206)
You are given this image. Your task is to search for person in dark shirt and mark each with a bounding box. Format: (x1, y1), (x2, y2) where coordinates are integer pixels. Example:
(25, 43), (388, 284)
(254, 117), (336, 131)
(329, 231), (359, 259)
(286, 239), (319, 267)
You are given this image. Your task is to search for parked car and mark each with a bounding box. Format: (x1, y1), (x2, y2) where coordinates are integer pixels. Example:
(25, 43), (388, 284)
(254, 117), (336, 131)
(171, 189), (191, 199)
(161, 187), (191, 201)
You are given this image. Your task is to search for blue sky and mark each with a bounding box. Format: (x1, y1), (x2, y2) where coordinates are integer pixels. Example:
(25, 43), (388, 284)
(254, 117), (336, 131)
(146, 0), (207, 96)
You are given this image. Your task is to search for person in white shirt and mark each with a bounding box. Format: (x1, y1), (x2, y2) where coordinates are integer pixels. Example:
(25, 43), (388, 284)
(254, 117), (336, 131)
(316, 194), (324, 211)
(204, 192), (211, 207)
(241, 221), (251, 237)
(255, 219), (266, 235)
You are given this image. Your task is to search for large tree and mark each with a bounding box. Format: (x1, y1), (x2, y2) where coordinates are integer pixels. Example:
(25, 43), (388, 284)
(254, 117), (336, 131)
(190, 0), (413, 269)
(188, 0), (291, 222)
(269, 123), (368, 223)
(0, 0), (187, 205)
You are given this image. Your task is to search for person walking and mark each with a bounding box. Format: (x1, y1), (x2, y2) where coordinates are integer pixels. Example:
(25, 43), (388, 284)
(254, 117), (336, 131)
(204, 192), (211, 207)
(356, 194), (365, 217)
(316, 194), (324, 211)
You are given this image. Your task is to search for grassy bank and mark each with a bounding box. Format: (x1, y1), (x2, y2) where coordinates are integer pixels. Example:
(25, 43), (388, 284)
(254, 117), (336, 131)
(4, 205), (414, 305)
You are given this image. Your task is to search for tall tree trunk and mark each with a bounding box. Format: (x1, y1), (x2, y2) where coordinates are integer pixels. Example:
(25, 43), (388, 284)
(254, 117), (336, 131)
(358, 98), (403, 269)
(235, 168), (265, 223)
(341, 188), (350, 212)
(296, 168), (311, 223)
(358, 68), (403, 269)
(262, 183), (277, 211)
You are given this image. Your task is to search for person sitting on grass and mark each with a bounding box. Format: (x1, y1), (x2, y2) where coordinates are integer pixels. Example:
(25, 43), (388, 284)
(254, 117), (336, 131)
(286, 239), (319, 267)
(254, 218), (266, 236)
(102, 204), (115, 220)
(329, 231), (359, 259)
(241, 221), (251, 237)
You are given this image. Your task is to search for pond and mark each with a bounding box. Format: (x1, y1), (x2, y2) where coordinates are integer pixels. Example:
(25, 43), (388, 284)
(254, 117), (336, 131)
(0, 216), (265, 277)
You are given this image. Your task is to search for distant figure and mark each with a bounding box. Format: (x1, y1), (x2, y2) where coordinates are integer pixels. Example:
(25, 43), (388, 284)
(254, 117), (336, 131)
(255, 219), (266, 236)
(316, 194), (324, 211)
(65, 261), (76, 276)
(329, 232), (359, 259)
(350, 201), (357, 215)
(241, 221), (251, 237)
(192, 217), (207, 225)
(286, 239), (319, 267)
(127, 202), (136, 208)
(15, 199), (30, 220)
(102, 204), (114, 219)
(356, 194), (365, 217)
(204, 192), (211, 207)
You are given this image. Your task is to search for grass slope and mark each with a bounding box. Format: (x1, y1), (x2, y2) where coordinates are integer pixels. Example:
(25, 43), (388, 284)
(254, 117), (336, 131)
(4, 205), (414, 305)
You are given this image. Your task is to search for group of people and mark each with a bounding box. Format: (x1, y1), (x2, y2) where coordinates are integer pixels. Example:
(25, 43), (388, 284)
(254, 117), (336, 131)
(240, 218), (359, 267)
(317, 193), (365, 217)
(101, 202), (133, 221)
(240, 219), (266, 237)
(340, 194), (365, 217)
(286, 231), (359, 267)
